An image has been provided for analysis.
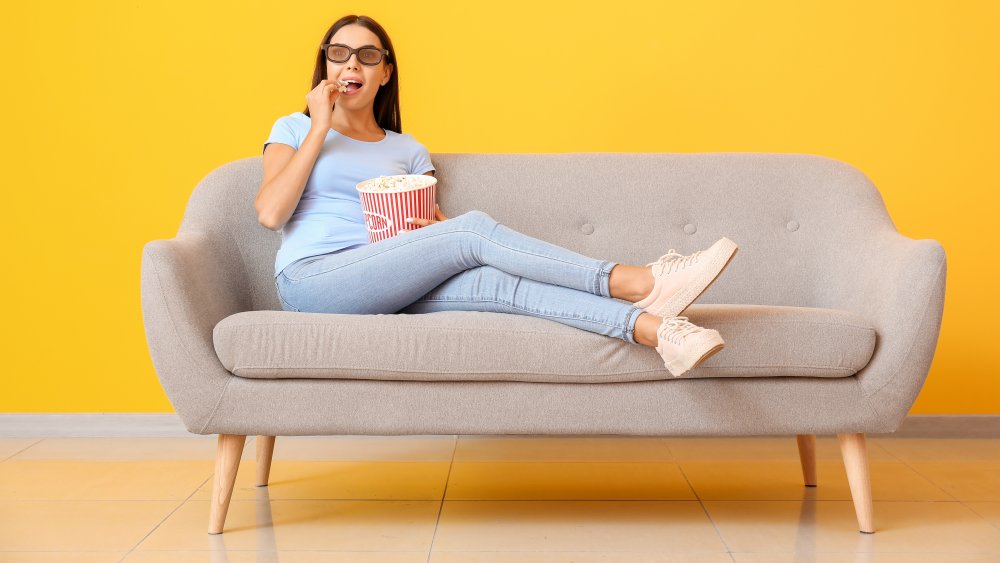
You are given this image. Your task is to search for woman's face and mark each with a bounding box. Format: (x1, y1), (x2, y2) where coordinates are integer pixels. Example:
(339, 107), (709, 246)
(327, 24), (393, 111)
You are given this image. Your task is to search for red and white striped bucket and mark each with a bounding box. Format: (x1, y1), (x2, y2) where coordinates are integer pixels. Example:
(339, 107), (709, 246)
(356, 175), (438, 243)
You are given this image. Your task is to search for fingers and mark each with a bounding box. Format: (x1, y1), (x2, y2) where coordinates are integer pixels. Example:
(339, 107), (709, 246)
(405, 218), (437, 226)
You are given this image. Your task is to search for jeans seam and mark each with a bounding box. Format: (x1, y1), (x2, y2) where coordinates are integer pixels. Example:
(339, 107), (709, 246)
(275, 276), (300, 312)
(286, 228), (604, 286)
(596, 260), (615, 298)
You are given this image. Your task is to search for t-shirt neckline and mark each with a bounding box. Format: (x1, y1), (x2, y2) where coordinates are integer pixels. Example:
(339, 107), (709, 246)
(329, 127), (389, 144)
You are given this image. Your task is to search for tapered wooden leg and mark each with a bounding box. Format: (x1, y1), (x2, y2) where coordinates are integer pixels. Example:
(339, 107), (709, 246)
(796, 434), (817, 487)
(256, 435), (276, 487)
(208, 434), (246, 535)
(838, 432), (875, 533)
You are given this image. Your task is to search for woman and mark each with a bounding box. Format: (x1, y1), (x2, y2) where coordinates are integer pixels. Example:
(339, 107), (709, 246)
(255, 15), (739, 377)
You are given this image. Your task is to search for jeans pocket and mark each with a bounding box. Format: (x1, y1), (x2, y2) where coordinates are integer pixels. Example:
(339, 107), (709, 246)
(275, 277), (300, 312)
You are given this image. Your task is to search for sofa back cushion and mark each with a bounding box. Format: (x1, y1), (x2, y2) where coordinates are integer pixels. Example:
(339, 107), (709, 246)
(178, 153), (896, 313)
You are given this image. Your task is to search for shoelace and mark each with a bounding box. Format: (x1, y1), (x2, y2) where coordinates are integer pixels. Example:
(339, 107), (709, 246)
(658, 316), (704, 346)
(646, 249), (701, 277)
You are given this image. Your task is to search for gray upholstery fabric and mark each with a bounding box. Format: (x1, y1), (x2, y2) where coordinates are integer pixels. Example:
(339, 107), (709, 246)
(140, 153), (946, 436)
(213, 304), (875, 382)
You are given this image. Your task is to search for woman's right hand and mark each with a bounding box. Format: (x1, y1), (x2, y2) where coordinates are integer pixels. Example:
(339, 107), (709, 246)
(306, 79), (347, 130)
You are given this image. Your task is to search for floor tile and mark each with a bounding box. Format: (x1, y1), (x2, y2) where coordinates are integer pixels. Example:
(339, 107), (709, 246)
(189, 460), (449, 501)
(905, 461), (1000, 501)
(964, 501), (1000, 529)
(731, 553), (1000, 562)
(666, 437), (895, 461)
(444, 462), (696, 500)
(0, 438), (43, 462)
(0, 461), (212, 500)
(455, 435), (673, 462)
(0, 553), (127, 562)
(6, 437), (250, 461)
(0, 500), (177, 551)
(432, 500), (726, 553)
(680, 459), (953, 501)
(134, 499), (439, 551)
(122, 550), (429, 562)
(874, 438), (1000, 462)
(267, 436), (456, 461)
(432, 553), (733, 562)
(705, 500), (1000, 553)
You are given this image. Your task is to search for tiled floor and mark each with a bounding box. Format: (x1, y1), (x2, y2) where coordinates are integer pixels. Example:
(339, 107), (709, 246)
(2, 436), (1000, 562)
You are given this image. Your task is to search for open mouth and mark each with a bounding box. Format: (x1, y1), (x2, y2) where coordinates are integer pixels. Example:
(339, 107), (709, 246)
(340, 79), (364, 95)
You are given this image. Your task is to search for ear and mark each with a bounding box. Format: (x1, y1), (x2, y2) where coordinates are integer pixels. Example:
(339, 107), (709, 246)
(382, 63), (393, 85)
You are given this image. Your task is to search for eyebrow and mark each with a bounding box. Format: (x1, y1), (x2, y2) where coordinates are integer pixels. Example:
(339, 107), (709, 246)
(333, 42), (379, 49)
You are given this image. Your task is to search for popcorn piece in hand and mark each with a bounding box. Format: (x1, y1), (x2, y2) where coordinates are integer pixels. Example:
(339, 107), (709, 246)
(336, 79), (349, 93)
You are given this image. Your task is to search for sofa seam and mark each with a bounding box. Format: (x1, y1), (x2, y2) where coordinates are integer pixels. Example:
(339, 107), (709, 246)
(230, 364), (857, 375)
(702, 321), (875, 330)
(862, 254), (946, 399)
(222, 322), (591, 336)
(148, 241), (233, 434)
(198, 376), (234, 434)
(220, 320), (875, 332)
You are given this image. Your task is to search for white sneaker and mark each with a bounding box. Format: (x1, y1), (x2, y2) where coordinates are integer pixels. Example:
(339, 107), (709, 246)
(634, 237), (739, 318)
(655, 316), (725, 377)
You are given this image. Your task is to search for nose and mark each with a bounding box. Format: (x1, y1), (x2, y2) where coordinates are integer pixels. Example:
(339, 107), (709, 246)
(344, 52), (360, 70)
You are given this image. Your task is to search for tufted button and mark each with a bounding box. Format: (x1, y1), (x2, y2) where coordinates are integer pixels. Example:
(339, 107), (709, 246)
(683, 223), (697, 235)
(786, 220), (800, 232)
(581, 223), (595, 235)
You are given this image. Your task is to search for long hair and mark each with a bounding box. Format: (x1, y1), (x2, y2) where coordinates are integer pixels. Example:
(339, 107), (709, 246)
(302, 15), (401, 133)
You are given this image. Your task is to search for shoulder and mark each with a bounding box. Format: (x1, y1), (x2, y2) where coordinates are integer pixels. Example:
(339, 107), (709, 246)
(282, 112), (311, 127)
(390, 130), (428, 150)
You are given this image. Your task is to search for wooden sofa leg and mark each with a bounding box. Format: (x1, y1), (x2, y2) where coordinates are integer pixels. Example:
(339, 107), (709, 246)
(838, 432), (875, 534)
(796, 434), (817, 487)
(256, 435), (276, 487)
(208, 434), (246, 535)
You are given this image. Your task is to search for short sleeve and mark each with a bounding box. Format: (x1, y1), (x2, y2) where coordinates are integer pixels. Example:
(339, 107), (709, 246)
(263, 115), (300, 155)
(409, 140), (435, 175)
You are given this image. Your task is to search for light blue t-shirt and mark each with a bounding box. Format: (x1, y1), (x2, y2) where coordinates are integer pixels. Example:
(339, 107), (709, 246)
(263, 112), (436, 278)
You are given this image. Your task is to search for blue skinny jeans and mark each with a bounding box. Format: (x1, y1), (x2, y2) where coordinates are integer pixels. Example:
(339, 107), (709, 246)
(274, 210), (642, 344)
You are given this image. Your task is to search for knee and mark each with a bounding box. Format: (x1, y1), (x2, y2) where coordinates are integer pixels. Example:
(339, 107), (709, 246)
(456, 209), (497, 229)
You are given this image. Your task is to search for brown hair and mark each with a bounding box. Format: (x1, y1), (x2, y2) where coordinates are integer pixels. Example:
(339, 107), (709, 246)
(302, 15), (401, 133)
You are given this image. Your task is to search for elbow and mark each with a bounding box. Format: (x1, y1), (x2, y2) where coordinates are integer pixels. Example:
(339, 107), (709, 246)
(258, 214), (280, 232)
(255, 205), (279, 232)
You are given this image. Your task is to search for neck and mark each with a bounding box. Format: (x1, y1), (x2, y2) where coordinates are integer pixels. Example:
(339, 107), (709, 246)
(330, 104), (380, 133)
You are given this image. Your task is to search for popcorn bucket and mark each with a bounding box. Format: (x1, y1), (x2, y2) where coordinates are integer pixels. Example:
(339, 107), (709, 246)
(356, 174), (438, 243)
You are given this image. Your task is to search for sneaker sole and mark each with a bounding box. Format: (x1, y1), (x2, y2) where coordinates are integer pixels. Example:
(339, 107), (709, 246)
(645, 238), (739, 318)
(664, 342), (725, 378)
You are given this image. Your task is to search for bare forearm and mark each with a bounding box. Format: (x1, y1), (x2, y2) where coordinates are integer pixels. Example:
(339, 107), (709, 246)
(255, 127), (329, 230)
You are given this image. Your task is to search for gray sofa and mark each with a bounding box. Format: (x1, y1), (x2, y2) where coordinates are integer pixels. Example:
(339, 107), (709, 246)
(140, 153), (947, 535)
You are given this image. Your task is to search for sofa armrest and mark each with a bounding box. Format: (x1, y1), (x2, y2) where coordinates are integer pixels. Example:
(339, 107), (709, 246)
(140, 231), (249, 434)
(841, 230), (947, 428)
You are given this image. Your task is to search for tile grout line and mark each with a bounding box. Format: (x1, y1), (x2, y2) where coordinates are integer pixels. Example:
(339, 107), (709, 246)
(673, 460), (734, 554)
(0, 438), (46, 463)
(426, 434), (458, 563)
(872, 440), (964, 502)
(117, 468), (217, 562)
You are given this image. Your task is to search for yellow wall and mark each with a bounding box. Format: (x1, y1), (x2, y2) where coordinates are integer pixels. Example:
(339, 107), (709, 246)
(2, 1), (996, 413)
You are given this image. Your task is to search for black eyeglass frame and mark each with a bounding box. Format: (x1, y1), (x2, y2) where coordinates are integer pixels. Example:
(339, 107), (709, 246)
(321, 43), (391, 66)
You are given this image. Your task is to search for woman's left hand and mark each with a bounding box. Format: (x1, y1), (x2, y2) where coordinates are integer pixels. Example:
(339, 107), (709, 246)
(406, 204), (449, 227)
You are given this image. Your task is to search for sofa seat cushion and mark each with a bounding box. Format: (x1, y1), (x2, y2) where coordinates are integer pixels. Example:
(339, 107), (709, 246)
(212, 304), (876, 383)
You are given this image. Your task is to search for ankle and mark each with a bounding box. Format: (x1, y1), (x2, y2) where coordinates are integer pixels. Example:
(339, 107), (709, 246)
(610, 265), (654, 302)
(633, 312), (661, 347)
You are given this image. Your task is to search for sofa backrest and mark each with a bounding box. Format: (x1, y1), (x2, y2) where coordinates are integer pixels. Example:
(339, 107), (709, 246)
(177, 152), (898, 313)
